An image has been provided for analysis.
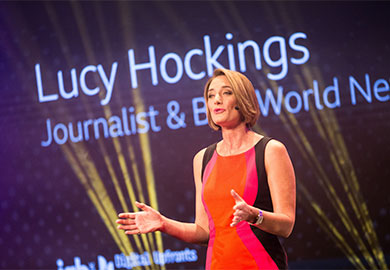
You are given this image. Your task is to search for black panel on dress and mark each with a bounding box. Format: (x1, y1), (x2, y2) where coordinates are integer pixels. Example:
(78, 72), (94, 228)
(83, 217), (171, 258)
(201, 143), (217, 182)
(251, 137), (287, 270)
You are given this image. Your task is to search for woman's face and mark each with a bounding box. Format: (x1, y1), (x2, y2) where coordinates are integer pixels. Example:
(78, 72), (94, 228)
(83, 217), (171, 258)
(207, 75), (241, 129)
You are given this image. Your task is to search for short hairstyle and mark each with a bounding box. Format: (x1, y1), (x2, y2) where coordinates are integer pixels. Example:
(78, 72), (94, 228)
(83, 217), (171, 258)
(203, 68), (260, 131)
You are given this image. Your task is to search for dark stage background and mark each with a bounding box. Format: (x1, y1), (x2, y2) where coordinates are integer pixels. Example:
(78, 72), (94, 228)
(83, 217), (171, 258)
(0, 2), (389, 269)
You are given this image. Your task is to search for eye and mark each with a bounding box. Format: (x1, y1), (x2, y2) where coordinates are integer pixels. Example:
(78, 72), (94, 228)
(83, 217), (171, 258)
(208, 93), (215, 99)
(223, 91), (233, 95)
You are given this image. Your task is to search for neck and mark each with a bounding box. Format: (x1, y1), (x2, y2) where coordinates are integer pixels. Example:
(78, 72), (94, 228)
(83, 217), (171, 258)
(219, 123), (253, 155)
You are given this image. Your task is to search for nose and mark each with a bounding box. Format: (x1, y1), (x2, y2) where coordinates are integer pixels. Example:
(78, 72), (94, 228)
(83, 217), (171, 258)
(214, 93), (222, 104)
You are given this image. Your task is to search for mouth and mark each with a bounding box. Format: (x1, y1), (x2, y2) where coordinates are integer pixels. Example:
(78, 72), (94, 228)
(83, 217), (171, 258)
(213, 108), (225, 114)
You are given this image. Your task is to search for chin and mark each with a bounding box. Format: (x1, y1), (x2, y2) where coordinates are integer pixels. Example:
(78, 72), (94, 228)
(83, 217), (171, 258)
(216, 122), (242, 130)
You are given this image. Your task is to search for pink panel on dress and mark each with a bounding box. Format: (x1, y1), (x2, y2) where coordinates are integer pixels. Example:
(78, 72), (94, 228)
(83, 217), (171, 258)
(235, 148), (278, 269)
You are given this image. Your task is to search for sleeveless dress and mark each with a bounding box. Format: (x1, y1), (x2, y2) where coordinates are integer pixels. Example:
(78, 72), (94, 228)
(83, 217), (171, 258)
(201, 137), (287, 270)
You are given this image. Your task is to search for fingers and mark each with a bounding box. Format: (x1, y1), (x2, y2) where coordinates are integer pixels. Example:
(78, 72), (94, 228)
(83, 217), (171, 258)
(116, 218), (142, 235)
(117, 201), (149, 220)
(230, 207), (244, 227)
(123, 226), (142, 235)
(230, 190), (249, 227)
(117, 201), (153, 235)
(230, 215), (242, 227)
(231, 189), (244, 203)
(118, 202), (150, 219)
(116, 218), (135, 225)
(233, 203), (246, 211)
(117, 224), (137, 231)
(135, 201), (145, 209)
(125, 229), (142, 235)
(135, 201), (153, 212)
(118, 213), (135, 218)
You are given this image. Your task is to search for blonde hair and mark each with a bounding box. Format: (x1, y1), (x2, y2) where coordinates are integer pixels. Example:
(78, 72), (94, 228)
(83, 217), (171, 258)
(203, 68), (260, 131)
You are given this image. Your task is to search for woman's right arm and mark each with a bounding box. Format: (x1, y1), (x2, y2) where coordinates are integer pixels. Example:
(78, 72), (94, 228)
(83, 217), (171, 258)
(116, 148), (209, 245)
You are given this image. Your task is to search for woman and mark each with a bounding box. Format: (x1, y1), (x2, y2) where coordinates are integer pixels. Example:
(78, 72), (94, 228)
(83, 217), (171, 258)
(116, 68), (296, 269)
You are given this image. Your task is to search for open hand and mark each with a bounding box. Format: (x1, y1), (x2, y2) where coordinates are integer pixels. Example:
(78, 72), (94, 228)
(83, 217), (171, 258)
(116, 201), (163, 235)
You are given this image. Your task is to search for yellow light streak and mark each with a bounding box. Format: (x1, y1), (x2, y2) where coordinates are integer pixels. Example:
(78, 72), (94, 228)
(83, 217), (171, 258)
(61, 143), (133, 256)
(45, 2), (162, 268)
(118, 2), (164, 268)
(45, 1), (147, 258)
(69, 2), (155, 266)
(299, 184), (365, 269)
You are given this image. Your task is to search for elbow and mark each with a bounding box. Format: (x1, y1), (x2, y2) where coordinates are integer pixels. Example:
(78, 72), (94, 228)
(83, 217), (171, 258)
(192, 223), (209, 245)
(273, 215), (294, 238)
(281, 227), (293, 238)
(280, 219), (295, 238)
(194, 237), (209, 246)
(190, 235), (209, 246)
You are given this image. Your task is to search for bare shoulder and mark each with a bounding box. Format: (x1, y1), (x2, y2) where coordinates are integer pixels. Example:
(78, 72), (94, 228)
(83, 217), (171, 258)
(265, 139), (288, 155)
(193, 147), (207, 165)
(264, 139), (293, 172)
(193, 147), (207, 182)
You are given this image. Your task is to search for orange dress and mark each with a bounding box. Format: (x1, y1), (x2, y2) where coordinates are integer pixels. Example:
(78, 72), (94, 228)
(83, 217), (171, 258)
(202, 137), (287, 269)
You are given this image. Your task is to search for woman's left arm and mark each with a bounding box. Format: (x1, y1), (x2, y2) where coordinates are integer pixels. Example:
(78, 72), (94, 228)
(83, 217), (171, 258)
(231, 140), (296, 238)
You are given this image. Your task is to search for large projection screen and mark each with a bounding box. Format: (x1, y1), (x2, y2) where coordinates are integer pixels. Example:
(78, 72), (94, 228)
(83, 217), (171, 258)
(0, 2), (389, 269)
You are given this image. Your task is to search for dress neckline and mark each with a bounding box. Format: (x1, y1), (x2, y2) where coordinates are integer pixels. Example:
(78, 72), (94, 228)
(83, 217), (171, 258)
(215, 136), (265, 157)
